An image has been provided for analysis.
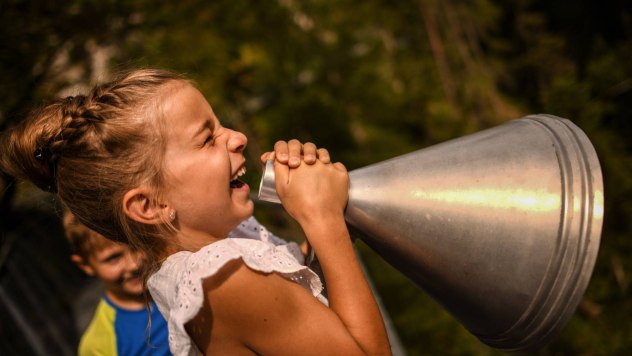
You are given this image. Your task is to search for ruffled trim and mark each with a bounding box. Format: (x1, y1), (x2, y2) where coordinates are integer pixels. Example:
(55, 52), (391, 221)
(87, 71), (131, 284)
(228, 217), (306, 265)
(149, 237), (323, 356)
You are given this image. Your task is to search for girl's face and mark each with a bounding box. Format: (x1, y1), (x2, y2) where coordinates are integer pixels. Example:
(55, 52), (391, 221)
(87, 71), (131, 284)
(161, 83), (253, 246)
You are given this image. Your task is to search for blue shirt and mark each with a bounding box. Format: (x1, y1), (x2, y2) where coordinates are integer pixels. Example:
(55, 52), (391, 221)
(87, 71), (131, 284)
(78, 295), (171, 356)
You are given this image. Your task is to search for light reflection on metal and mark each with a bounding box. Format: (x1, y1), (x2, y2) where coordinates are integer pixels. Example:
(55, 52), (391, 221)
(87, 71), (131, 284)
(410, 189), (560, 213)
(257, 114), (603, 352)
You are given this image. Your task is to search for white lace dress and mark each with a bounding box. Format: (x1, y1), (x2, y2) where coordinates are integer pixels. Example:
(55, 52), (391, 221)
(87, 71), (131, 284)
(147, 217), (327, 356)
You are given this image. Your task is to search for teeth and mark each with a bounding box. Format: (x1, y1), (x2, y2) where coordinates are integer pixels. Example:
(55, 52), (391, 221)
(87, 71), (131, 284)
(232, 166), (246, 180)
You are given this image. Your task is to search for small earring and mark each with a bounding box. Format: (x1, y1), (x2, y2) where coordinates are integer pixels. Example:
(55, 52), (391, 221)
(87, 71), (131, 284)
(169, 210), (176, 222)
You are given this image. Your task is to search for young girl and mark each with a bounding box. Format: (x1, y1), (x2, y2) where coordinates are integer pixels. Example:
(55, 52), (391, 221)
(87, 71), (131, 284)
(0, 69), (391, 355)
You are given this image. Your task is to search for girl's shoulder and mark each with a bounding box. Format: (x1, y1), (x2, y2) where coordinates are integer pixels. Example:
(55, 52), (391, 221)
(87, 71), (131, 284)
(147, 217), (325, 355)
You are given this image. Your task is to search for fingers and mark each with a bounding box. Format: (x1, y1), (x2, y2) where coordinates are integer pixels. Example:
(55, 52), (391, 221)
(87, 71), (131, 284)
(274, 141), (290, 164)
(273, 139), (305, 167)
(317, 148), (330, 163)
(260, 151), (275, 165)
(287, 139), (303, 168)
(273, 159), (290, 186)
(302, 142), (317, 164)
(272, 140), (331, 167)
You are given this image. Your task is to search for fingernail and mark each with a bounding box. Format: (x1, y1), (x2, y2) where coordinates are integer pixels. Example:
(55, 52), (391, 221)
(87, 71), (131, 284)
(305, 154), (314, 161)
(290, 157), (299, 165)
(280, 153), (288, 161)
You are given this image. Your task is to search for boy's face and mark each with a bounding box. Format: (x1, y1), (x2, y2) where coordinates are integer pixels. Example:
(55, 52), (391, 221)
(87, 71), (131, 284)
(75, 243), (144, 299)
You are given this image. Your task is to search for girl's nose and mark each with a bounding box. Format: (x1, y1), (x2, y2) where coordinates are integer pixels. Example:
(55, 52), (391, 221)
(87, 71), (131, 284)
(227, 129), (247, 153)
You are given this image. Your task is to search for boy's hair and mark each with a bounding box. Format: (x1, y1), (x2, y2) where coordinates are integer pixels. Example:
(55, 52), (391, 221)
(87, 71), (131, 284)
(62, 208), (117, 260)
(0, 69), (187, 282)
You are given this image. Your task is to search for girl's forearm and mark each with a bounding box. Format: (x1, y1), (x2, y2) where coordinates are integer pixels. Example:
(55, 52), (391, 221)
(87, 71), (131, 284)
(301, 217), (391, 355)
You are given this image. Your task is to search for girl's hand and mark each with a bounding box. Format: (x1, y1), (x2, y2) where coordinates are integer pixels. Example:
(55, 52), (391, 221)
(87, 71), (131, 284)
(260, 139), (330, 168)
(273, 158), (349, 229)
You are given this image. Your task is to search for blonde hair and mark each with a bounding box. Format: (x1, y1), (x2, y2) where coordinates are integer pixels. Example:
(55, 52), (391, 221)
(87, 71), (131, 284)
(0, 69), (186, 282)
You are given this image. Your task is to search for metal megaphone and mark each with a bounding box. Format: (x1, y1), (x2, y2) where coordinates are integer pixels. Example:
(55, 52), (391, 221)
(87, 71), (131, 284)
(257, 114), (603, 352)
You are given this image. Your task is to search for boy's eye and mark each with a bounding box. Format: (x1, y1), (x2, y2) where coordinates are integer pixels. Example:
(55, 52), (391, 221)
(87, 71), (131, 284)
(106, 256), (120, 263)
(104, 253), (123, 263)
(204, 135), (214, 145)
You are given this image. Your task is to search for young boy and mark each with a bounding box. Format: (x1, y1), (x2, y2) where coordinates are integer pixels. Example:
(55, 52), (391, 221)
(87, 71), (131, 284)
(63, 209), (170, 355)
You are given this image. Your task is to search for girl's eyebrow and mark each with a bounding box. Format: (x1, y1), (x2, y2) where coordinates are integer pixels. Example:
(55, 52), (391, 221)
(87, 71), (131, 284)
(192, 118), (215, 138)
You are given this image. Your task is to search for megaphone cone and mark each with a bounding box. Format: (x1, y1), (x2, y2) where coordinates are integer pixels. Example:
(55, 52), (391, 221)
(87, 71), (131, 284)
(258, 114), (603, 351)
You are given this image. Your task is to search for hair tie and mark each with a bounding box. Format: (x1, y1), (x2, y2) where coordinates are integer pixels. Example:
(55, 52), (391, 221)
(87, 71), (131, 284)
(34, 146), (51, 163)
(34, 146), (57, 192)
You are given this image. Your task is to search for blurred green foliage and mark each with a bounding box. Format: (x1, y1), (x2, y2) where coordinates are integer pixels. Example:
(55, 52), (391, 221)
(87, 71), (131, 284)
(1, 0), (630, 354)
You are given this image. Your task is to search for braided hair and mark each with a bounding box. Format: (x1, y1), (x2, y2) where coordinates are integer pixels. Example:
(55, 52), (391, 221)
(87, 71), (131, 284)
(27, 94), (102, 192)
(0, 69), (187, 281)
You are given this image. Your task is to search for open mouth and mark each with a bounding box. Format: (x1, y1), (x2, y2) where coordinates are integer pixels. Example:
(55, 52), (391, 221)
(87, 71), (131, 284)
(230, 179), (245, 188)
(230, 166), (246, 188)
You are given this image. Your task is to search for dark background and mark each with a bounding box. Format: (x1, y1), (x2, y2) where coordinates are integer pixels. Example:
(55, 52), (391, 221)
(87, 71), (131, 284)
(1, 0), (630, 354)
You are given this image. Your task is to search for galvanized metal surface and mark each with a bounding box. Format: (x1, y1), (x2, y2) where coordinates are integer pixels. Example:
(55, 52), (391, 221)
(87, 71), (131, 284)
(257, 114), (603, 352)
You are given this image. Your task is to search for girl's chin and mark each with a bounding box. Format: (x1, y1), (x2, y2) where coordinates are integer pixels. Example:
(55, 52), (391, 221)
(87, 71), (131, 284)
(233, 203), (254, 224)
(243, 199), (255, 214)
(232, 188), (254, 210)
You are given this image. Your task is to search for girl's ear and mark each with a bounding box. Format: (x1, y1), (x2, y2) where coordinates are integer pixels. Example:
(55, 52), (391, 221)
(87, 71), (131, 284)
(71, 254), (95, 276)
(123, 187), (169, 225)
